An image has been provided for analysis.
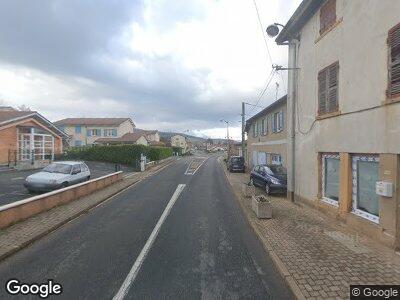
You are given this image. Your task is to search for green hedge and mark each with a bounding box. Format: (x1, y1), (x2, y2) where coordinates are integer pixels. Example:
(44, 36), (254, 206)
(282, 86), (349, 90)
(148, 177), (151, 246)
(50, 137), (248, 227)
(172, 146), (182, 155)
(63, 145), (173, 166)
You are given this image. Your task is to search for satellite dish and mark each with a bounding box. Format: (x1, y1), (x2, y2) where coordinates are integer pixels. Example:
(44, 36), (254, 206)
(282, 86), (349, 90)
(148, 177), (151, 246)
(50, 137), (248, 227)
(266, 24), (280, 38)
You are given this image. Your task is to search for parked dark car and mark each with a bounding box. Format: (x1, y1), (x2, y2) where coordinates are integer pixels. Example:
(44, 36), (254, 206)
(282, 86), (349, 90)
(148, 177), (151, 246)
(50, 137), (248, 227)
(227, 156), (245, 173)
(250, 164), (287, 195)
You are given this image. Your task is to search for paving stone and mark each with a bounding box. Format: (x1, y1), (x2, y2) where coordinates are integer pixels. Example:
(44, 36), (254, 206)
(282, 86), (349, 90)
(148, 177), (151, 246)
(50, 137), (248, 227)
(225, 170), (400, 300)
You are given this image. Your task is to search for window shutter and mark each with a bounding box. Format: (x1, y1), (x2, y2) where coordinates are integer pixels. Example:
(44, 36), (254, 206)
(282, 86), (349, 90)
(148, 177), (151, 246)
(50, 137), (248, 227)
(389, 25), (400, 97)
(318, 69), (327, 114)
(327, 63), (339, 112)
(320, 0), (336, 34)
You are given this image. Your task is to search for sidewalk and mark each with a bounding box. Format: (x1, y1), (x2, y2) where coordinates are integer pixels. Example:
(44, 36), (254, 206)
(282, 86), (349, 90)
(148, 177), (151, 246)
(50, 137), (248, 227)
(223, 166), (400, 299)
(0, 157), (175, 261)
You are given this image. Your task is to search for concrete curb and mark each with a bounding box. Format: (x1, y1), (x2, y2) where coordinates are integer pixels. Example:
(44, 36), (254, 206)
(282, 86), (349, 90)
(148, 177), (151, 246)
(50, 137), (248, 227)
(0, 157), (177, 262)
(218, 157), (306, 300)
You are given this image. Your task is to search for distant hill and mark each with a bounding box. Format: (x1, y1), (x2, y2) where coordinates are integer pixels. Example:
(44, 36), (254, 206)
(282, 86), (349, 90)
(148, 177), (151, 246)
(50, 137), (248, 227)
(159, 132), (238, 145)
(159, 132), (206, 144)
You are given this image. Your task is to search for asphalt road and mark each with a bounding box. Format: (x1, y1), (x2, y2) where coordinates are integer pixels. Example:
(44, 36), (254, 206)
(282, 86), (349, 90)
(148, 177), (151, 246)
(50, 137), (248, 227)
(0, 161), (134, 206)
(0, 155), (292, 299)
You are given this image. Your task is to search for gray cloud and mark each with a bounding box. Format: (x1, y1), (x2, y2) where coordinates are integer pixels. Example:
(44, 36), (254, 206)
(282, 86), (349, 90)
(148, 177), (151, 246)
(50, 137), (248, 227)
(0, 0), (285, 134)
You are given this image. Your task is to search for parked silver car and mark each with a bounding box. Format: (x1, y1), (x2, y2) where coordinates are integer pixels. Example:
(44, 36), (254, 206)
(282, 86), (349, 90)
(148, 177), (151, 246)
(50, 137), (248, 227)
(24, 161), (91, 193)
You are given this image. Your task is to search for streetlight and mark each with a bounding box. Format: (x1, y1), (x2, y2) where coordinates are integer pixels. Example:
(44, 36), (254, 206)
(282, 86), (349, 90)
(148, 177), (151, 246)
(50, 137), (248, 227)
(266, 21), (298, 202)
(220, 119), (230, 157)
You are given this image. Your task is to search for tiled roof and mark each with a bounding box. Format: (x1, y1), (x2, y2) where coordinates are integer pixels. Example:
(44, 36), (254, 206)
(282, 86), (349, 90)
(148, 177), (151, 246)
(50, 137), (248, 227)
(0, 110), (69, 138)
(245, 95), (287, 132)
(133, 128), (158, 135)
(0, 111), (35, 123)
(54, 118), (131, 126)
(95, 132), (147, 144)
(148, 141), (165, 146)
(276, 0), (323, 44)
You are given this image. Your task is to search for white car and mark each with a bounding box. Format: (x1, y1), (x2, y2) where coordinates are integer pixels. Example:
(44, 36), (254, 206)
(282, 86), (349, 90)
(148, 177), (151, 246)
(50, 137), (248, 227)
(24, 161), (91, 193)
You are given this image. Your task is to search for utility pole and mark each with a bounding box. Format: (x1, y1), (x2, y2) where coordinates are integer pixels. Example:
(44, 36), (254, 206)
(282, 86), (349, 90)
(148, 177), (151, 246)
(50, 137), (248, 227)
(241, 102), (245, 158)
(220, 119), (230, 158)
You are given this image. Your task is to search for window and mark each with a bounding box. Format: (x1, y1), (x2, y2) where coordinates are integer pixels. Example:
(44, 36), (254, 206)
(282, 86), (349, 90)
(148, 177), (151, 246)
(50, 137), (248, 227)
(271, 154), (282, 165)
(261, 119), (265, 135)
(75, 126), (81, 134)
(74, 140), (82, 147)
(87, 129), (101, 136)
(252, 123), (257, 137)
(103, 129), (117, 137)
(388, 23), (400, 98)
(81, 163), (89, 172)
(261, 117), (268, 135)
(253, 121), (260, 137)
(272, 111), (284, 132)
(71, 164), (81, 174)
(320, 0), (336, 34)
(318, 62), (339, 115)
(351, 155), (380, 223)
(321, 154), (339, 206)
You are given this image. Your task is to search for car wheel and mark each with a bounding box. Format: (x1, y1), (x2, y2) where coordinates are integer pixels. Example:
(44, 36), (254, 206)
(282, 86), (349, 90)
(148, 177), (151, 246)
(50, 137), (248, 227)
(265, 183), (271, 195)
(61, 182), (69, 188)
(87, 176), (90, 181)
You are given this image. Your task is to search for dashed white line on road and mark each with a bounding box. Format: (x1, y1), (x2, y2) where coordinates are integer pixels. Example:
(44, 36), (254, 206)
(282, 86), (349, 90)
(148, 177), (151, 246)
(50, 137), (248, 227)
(11, 177), (25, 181)
(113, 183), (186, 300)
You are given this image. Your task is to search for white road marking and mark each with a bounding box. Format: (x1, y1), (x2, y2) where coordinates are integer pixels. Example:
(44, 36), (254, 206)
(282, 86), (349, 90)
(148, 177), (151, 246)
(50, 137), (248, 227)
(11, 177), (24, 181)
(184, 157), (208, 175)
(113, 184), (186, 300)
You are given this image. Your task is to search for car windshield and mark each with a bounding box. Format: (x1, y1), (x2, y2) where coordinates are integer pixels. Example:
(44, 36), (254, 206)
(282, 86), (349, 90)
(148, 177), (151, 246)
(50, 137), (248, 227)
(43, 163), (72, 174)
(268, 165), (287, 175)
(231, 157), (243, 163)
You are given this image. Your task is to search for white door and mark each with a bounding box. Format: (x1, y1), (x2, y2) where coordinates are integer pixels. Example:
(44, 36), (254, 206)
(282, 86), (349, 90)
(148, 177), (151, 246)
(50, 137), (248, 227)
(257, 152), (266, 165)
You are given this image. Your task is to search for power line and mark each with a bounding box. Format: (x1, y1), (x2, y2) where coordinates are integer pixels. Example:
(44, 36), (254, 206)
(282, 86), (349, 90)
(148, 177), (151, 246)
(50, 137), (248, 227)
(252, 0), (273, 66)
(248, 69), (275, 115)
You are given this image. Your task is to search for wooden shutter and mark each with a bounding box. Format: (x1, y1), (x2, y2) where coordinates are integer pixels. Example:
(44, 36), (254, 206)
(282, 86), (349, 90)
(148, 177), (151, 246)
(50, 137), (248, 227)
(320, 0), (336, 34)
(327, 63), (339, 112)
(319, 62), (339, 115)
(318, 69), (327, 114)
(388, 24), (400, 98)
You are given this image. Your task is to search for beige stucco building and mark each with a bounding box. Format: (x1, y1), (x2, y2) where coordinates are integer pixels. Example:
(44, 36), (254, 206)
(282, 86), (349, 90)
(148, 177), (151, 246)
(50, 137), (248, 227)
(245, 95), (287, 170)
(277, 0), (400, 248)
(171, 134), (188, 154)
(54, 118), (135, 147)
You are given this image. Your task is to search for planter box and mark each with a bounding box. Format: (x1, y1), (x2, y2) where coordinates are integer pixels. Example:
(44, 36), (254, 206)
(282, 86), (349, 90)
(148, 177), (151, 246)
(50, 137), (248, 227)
(251, 195), (272, 219)
(242, 183), (255, 198)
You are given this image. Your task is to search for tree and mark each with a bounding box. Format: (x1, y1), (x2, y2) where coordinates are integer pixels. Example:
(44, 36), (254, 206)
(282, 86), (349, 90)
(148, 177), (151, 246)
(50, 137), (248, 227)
(17, 104), (31, 111)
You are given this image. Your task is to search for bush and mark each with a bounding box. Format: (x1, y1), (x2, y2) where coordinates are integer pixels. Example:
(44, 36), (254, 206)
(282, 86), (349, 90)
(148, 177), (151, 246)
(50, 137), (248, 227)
(172, 146), (182, 155)
(64, 145), (173, 166)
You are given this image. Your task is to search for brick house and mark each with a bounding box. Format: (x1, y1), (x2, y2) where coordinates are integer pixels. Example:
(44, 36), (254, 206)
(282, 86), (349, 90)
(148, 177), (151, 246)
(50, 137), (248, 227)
(0, 109), (68, 168)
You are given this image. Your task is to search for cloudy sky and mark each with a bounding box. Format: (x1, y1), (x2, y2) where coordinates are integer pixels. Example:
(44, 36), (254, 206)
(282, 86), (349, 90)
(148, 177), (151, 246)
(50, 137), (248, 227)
(0, 0), (300, 139)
